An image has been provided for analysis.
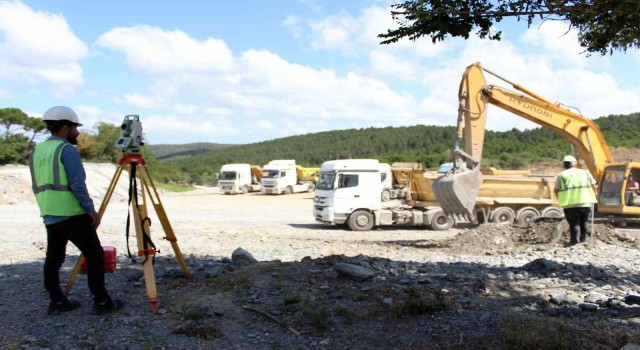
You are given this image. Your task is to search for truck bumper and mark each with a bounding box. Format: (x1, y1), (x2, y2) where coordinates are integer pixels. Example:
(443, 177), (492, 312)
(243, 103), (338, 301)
(263, 187), (281, 195)
(220, 185), (239, 194)
(314, 207), (347, 225)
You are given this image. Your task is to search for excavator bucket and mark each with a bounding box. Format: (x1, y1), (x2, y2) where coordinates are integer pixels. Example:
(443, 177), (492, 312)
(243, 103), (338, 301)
(432, 168), (483, 221)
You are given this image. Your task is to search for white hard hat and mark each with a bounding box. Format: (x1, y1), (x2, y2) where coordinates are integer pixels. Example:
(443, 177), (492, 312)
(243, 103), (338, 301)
(562, 155), (577, 163)
(42, 106), (82, 126)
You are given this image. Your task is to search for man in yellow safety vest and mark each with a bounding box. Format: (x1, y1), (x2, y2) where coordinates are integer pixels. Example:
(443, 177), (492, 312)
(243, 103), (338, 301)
(553, 155), (598, 245)
(29, 106), (123, 315)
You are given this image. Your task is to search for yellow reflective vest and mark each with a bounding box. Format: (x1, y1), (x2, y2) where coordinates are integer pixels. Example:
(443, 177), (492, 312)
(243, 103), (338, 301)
(556, 167), (597, 208)
(29, 140), (85, 217)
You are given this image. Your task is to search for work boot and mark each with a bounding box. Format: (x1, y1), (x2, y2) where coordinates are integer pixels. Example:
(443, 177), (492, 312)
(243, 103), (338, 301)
(91, 298), (125, 315)
(47, 297), (81, 315)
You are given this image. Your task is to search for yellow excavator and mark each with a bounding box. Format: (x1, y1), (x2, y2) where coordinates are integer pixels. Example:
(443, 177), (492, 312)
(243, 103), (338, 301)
(433, 62), (640, 225)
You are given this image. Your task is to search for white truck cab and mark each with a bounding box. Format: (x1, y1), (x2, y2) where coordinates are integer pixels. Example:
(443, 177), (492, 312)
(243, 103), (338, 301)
(314, 159), (388, 229)
(314, 159), (452, 231)
(218, 164), (261, 194)
(261, 160), (314, 195)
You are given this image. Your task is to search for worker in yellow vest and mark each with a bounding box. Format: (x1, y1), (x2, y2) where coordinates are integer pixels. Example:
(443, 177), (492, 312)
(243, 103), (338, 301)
(29, 106), (123, 315)
(553, 155), (598, 245)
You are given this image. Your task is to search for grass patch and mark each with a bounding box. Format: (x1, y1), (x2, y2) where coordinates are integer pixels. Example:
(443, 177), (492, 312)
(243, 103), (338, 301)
(481, 314), (640, 350)
(307, 307), (329, 330)
(353, 293), (369, 302)
(333, 304), (357, 325)
(392, 291), (450, 316)
(284, 294), (301, 305)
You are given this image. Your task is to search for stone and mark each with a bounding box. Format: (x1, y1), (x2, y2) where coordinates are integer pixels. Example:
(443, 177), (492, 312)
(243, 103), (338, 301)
(333, 263), (375, 281)
(578, 302), (598, 311)
(231, 247), (258, 264)
(584, 292), (608, 304)
(549, 293), (568, 305)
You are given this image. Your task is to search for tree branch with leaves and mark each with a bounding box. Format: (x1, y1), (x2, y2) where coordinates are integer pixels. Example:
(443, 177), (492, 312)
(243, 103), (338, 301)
(0, 108), (46, 164)
(378, 0), (640, 55)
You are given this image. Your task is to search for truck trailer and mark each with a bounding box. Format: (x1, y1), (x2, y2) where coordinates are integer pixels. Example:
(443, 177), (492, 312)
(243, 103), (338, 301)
(314, 159), (560, 231)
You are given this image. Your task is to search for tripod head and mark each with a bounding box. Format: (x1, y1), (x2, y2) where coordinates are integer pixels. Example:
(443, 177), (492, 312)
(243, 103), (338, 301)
(116, 115), (144, 153)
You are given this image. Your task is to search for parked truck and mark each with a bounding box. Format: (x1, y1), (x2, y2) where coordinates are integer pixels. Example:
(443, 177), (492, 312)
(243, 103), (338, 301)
(218, 164), (262, 194)
(433, 62), (640, 226)
(261, 160), (318, 195)
(314, 159), (560, 231)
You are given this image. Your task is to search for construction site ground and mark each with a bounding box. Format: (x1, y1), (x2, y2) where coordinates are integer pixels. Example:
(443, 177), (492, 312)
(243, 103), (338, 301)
(1, 163), (640, 349)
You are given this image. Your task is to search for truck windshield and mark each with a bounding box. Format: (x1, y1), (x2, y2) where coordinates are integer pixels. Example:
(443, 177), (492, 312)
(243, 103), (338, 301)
(219, 171), (237, 180)
(316, 173), (335, 190)
(263, 170), (280, 178)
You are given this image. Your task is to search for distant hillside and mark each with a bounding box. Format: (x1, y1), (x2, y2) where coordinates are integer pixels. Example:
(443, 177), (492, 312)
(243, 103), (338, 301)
(148, 142), (235, 160)
(159, 112), (640, 185)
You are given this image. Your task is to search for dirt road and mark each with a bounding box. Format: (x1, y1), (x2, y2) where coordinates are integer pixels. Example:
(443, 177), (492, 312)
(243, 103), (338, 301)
(0, 187), (460, 266)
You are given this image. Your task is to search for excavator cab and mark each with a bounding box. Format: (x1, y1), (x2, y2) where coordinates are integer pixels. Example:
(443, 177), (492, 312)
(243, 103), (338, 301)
(599, 165), (640, 211)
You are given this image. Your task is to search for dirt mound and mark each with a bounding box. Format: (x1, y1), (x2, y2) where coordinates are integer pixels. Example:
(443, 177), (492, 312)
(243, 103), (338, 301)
(441, 222), (636, 255)
(0, 163), (130, 205)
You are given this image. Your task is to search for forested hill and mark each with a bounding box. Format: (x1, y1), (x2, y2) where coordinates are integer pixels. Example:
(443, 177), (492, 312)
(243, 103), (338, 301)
(148, 142), (234, 160)
(164, 112), (640, 185)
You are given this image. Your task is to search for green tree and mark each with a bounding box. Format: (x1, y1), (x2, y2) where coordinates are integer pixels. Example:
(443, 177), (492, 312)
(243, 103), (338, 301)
(0, 108), (46, 164)
(379, 0), (640, 55)
(93, 122), (122, 163)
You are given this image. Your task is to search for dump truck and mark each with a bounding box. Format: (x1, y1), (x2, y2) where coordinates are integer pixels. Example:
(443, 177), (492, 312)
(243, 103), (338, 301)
(261, 160), (318, 195)
(433, 62), (640, 226)
(313, 159), (559, 231)
(217, 164), (262, 194)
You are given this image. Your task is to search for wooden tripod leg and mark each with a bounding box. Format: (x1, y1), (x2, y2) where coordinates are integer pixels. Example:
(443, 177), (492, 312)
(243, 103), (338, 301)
(65, 165), (125, 293)
(133, 165), (159, 312)
(141, 167), (192, 279)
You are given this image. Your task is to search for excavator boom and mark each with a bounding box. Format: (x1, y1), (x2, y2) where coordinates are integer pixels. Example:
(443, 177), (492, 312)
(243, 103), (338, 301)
(433, 62), (614, 220)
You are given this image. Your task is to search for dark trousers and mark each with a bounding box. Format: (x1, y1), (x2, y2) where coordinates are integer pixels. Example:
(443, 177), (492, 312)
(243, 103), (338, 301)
(44, 214), (110, 303)
(563, 206), (592, 244)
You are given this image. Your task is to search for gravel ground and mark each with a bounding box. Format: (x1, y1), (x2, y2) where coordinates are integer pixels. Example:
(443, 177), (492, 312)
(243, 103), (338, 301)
(1, 164), (640, 349)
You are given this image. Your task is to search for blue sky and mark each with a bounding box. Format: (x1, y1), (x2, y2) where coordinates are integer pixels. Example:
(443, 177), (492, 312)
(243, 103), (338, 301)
(1, 0), (639, 145)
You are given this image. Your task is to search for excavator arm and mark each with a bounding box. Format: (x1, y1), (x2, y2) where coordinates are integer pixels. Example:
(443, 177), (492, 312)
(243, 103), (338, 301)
(434, 62), (614, 219)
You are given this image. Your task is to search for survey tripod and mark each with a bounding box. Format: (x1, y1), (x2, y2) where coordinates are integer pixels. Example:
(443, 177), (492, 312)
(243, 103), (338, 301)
(65, 152), (192, 312)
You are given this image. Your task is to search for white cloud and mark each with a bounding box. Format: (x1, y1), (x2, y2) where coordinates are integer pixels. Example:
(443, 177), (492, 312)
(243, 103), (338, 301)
(0, 1), (87, 95)
(520, 21), (587, 67)
(122, 92), (165, 110)
(97, 25), (234, 76)
(308, 11), (355, 54)
(368, 50), (418, 81)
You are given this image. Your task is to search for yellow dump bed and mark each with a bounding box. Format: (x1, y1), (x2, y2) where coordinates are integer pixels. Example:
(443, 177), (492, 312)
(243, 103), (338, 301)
(391, 165), (556, 208)
(250, 165), (262, 183)
(296, 166), (319, 183)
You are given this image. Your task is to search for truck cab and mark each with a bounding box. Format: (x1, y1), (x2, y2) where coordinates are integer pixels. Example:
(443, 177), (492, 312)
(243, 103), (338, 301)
(314, 159), (454, 231)
(218, 164), (261, 194)
(261, 160), (315, 195)
(314, 159), (385, 226)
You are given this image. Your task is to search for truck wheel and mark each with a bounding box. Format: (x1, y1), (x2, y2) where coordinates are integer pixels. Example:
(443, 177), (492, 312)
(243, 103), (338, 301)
(307, 183), (315, 192)
(491, 207), (515, 226)
(284, 186), (293, 195)
(241, 185), (249, 194)
(381, 190), (391, 202)
(516, 208), (539, 226)
(541, 207), (564, 218)
(347, 210), (374, 231)
(431, 211), (454, 230)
